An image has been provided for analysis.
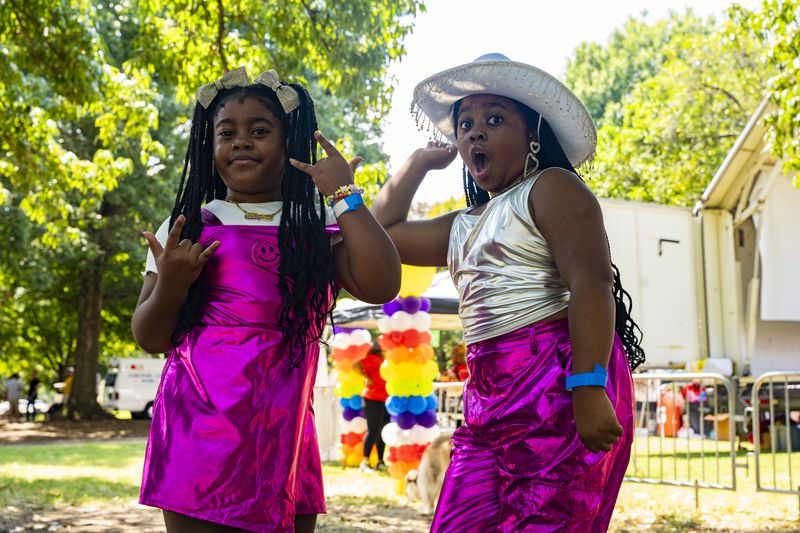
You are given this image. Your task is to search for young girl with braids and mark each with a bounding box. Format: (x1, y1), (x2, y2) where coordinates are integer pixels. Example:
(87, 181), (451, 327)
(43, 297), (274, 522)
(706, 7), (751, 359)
(132, 67), (400, 533)
(372, 54), (644, 532)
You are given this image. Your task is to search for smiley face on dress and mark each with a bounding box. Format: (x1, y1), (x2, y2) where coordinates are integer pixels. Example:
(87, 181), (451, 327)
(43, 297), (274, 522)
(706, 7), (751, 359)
(251, 241), (279, 269)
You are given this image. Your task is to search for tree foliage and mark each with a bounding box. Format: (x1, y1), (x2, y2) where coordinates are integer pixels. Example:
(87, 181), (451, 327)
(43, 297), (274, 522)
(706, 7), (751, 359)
(565, 10), (769, 206)
(732, 0), (800, 184)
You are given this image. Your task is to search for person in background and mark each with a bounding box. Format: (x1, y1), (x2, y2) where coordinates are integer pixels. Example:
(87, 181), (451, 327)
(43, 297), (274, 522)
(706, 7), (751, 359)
(26, 371), (40, 421)
(357, 346), (390, 471)
(3, 373), (22, 422)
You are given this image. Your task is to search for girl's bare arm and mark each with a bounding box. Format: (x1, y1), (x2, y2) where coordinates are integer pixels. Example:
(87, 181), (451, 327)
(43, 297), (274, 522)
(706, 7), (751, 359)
(131, 216), (220, 353)
(370, 144), (459, 267)
(531, 168), (623, 452)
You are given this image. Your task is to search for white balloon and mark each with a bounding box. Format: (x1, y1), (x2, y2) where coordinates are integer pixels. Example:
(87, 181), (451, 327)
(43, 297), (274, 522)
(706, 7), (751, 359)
(411, 311), (431, 331)
(381, 423), (401, 446)
(407, 425), (421, 444)
(350, 416), (367, 434)
(377, 317), (392, 334)
(353, 329), (372, 345)
(331, 333), (350, 349)
(409, 424), (441, 444)
(390, 311), (412, 332)
(396, 429), (413, 446)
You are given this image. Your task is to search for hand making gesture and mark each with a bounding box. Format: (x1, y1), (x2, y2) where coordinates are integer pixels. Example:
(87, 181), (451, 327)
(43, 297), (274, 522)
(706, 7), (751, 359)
(143, 214), (220, 291)
(289, 131), (363, 196)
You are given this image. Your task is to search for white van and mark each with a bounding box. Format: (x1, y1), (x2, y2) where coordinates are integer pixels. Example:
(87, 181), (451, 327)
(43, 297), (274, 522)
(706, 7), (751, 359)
(102, 357), (166, 419)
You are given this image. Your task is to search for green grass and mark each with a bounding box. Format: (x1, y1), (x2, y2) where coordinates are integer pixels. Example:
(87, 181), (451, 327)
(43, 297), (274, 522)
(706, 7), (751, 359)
(627, 436), (800, 491)
(1, 440), (799, 531)
(0, 441), (145, 508)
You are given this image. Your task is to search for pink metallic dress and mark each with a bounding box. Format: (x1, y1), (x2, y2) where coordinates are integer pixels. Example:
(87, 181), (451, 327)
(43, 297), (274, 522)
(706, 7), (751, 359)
(140, 210), (331, 532)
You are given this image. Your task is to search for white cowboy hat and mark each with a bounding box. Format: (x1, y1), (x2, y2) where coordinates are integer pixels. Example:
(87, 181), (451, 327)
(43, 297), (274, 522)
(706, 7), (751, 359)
(411, 53), (597, 167)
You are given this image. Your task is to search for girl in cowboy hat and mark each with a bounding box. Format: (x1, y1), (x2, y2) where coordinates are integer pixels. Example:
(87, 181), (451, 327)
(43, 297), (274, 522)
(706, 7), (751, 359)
(133, 67), (401, 532)
(372, 53), (643, 532)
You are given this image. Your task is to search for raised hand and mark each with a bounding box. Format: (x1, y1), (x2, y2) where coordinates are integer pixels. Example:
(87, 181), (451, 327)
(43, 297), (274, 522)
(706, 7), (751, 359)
(412, 140), (458, 172)
(572, 387), (624, 453)
(143, 215), (220, 290)
(289, 131), (363, 197)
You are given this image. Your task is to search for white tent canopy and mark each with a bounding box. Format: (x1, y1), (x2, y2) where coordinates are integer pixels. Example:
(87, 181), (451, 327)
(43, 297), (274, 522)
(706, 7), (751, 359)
(332, 271), (463, 331)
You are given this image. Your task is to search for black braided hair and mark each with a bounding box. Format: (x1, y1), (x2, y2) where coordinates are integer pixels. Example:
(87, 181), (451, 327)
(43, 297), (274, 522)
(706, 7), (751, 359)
(452, 98), (645, 370)
(168, 81), (338, 367)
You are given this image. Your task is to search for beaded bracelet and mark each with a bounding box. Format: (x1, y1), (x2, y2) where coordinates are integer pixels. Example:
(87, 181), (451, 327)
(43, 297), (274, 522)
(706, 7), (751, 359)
(326, 184), (365, 207)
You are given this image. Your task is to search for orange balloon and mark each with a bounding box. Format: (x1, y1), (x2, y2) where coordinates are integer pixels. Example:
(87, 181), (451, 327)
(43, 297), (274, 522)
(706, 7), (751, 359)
(334, 359), (353, 372)
(387, 346), (412, 363)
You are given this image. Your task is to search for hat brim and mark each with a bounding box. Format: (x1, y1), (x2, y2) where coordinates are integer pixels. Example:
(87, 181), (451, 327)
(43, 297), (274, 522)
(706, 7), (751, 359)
(412, 60), (597, 167)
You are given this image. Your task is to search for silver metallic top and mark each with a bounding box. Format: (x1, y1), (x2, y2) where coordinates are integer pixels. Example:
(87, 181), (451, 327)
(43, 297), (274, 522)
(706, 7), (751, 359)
(448, 174), (570, 344)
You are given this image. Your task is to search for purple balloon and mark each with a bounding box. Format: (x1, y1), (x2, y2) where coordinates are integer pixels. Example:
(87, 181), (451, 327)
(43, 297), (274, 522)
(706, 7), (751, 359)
(342, 408), (360, 421)
(333, 326), (357, 334)
(401, 296), (422, 314)
(419, 297), (431, 312)
(417, 410), (438, 428)
(397, 411), (417, 430)
(382, 299), (402, 316)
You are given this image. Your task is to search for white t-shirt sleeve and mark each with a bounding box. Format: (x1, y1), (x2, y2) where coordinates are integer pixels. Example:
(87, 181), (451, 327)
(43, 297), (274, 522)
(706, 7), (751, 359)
(144, 217), (171, 275)
(323, 204), (344, 247)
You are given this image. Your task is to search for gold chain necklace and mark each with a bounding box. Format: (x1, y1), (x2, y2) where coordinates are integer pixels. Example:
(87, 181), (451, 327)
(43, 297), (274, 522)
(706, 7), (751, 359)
(226, 198), (281, 221)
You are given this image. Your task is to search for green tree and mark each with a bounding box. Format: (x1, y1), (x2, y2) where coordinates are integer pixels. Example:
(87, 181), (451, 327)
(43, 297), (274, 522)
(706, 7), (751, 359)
(565, 10), (768, 206)
(732, 0), (800, 184)
(0, 0), (423, 418)
(564, 12), (690, 128)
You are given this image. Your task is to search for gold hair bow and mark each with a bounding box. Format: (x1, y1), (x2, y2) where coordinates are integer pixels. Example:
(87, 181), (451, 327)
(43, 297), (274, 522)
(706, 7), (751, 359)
(254, 70), (300, 113)
(195, 67), (251, 109)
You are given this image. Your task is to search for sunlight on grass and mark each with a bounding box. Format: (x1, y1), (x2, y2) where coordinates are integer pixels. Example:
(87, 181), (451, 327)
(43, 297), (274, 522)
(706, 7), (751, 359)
(1, 441), (798, 531)
(617, 444), (800, 532)
(0, 442), (145, 507)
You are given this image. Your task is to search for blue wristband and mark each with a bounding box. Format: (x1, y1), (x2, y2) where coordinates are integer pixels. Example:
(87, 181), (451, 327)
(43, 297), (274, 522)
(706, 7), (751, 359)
(565, 363), (608, 391)
(332, 193), (364, 218)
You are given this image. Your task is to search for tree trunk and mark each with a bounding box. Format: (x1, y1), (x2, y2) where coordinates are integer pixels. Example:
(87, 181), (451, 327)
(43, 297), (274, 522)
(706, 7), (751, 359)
(68, 262), (112, 419)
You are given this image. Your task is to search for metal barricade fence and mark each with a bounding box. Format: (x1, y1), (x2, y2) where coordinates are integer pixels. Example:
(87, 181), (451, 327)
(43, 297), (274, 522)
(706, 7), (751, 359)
(433, 382), (465, 435)
(751, 372), (800, 495)
(626, 372), (738, 491)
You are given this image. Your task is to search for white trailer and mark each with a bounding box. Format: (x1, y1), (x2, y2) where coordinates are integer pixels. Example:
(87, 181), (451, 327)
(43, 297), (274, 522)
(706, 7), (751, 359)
(102, 357), (166, 418)
(601, 198), (704, 369)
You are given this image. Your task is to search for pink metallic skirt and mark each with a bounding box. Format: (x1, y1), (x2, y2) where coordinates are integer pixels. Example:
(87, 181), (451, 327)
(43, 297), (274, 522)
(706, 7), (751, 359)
(431, 318), (634, 532)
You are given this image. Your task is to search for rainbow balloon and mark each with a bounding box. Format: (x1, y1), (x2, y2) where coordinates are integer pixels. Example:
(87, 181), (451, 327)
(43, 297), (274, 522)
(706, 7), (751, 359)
(377, 294), (440, 494)
(331, 328), (372, 467)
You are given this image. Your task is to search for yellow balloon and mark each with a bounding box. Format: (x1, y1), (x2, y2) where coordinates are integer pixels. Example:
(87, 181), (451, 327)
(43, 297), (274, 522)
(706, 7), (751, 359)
(394, 477), (407, 495)
(398, 264), (436, 297)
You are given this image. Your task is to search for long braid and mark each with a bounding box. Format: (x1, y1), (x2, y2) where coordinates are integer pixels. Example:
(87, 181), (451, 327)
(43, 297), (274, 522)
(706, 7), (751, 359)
(168, 82), (339, 366)
(455, 99), (645, 369)
(462, 164), (490, 206)
(275, 83), (339, 366)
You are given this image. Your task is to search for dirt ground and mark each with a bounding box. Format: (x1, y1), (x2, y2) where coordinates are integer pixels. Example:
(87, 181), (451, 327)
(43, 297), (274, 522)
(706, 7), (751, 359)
(0, 418), (428, 532)
(0, 418), (152, 444)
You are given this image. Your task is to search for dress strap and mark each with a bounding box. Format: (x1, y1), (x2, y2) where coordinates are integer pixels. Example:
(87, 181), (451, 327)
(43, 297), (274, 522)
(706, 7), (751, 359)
(201, 208), (223, 226)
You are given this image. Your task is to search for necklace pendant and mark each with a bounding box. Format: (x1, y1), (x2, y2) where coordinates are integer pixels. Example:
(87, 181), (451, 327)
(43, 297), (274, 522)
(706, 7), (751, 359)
(244, 212), (274, 221)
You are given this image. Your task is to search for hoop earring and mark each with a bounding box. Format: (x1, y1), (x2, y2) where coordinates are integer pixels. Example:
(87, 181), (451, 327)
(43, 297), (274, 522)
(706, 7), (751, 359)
(523, 140), (540, 177)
